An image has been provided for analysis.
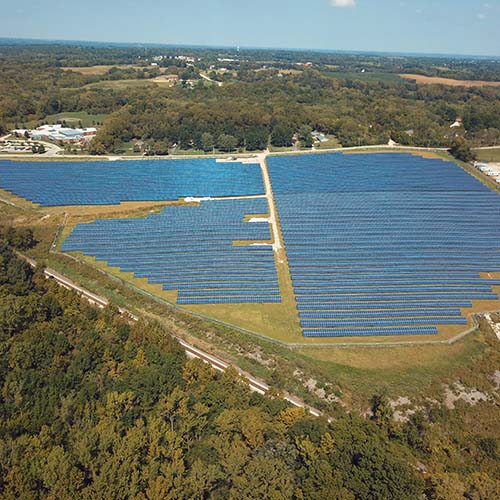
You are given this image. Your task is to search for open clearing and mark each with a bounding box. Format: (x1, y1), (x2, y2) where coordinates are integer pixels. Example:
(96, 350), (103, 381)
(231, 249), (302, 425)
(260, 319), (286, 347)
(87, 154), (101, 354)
(83, 79), (159, 90)
(475, 148), (500, 163)
(62, 65), (140, 75)
(324, 71), (404, 83)
(399, 74), (500, 87)
(2, 151), (500, 347)
(26, 111), (108, 129)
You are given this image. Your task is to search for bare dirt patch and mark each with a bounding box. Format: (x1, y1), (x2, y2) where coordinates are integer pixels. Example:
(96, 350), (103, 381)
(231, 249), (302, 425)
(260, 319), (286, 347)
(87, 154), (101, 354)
(444, 382), (490, 409)
(399, 74), (500, 87)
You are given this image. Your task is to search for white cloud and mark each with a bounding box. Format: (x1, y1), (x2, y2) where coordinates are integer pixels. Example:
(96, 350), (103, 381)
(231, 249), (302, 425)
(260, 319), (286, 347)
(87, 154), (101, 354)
(477, 12), (486, 20)
(330, 0), (356, 7)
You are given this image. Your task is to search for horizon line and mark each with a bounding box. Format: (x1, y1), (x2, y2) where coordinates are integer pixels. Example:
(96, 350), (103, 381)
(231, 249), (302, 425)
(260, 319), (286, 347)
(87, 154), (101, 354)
(1, 36), (499, 60)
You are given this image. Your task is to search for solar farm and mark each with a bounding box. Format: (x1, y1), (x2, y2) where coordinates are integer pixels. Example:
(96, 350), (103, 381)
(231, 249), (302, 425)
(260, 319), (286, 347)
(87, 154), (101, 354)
(1, 152), (500, 343)
(61, 198), (280, 305)
(0, 158), (264, 205)
(267, 153), (500, 339)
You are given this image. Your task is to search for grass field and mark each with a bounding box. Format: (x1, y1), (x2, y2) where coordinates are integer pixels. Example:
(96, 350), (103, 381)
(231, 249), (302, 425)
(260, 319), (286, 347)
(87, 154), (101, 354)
(62, 65), (139, 75)
(26, 111), (109, 128)
(315, 135), (341, 149)
(475, 148), (500, 163)
(83, 79), (159, 90)
(324, 71), (404, 83)
(399, 74), (500, 87)
(296, 326), (489, 403)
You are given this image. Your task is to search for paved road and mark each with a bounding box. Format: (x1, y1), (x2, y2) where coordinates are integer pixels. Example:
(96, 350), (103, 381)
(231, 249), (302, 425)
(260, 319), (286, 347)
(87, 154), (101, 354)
(258, 153), (282, 252)
(199, 73), (223, 87)
(1, 143), (499, 161)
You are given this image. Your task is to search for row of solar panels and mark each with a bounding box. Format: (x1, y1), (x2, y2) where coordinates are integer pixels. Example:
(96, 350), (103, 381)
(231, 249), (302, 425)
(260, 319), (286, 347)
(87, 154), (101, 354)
(62, 198), (281, 305)
(177, 296), (282, 304)
(0, 158), (265, 206)
(292, 279), (500, 286)
(296, 293), (498, 301)
(299, 309), (462, 318)
(300, 317), (467, 327)
(294, 286), (496, 294)
(302, 327), (438, 337)
(297, 301), (473, 310)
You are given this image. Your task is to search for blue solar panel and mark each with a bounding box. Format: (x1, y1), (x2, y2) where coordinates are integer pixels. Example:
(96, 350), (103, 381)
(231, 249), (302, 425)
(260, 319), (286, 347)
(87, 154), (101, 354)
(268, 152), (500, 338)
(62, 198), (280, 305)
(302, 326), (438, 337)
(0, 158), (265, 206)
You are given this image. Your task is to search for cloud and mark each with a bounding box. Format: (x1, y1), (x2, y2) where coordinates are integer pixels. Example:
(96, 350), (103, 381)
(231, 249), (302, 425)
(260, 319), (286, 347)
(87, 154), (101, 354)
(477, 12), (486, 20)
(330, 0), (356, 7)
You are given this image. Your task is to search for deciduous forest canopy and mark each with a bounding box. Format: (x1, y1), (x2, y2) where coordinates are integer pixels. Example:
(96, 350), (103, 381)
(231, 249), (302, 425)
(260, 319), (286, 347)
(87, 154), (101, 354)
(1, 44), (499, 153)
(1, 228), (499, 498)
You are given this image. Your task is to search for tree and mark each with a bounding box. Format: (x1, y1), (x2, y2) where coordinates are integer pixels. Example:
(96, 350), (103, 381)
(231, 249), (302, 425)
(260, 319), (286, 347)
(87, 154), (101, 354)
(271, 125), (294, 147)
(201, 132), (214, 152)
(217, 134), (237, 152)
(298, 125), (313, 148)
(11, 227), (36, 250)
(449, 137), (477, 163)
(245, 127), (269, 151)
(370, 393), (393, 431)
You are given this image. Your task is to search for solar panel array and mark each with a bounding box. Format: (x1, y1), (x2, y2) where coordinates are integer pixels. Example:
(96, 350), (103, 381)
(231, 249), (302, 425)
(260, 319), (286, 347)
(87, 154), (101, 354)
(0, 158), (264, 206)
(268, 153), (500, 338)
(62, 198), (281, 304)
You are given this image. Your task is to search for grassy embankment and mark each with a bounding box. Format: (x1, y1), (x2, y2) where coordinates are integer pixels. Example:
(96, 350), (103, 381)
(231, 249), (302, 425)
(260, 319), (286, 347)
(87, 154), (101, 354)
(1, 150), (500, 407)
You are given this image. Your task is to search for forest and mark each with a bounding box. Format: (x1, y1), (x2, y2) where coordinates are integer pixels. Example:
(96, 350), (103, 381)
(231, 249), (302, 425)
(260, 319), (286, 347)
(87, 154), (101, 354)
(1, 225), (499, 499)
(0, 43), (499, 153)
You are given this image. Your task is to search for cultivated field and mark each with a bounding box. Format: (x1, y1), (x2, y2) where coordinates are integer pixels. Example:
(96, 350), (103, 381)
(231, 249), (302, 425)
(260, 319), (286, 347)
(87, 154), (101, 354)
(475, 147), (500, 163)
(62, 65), (140, 75)
(325, 71), (404, 83)
(399, 73), (500, 87)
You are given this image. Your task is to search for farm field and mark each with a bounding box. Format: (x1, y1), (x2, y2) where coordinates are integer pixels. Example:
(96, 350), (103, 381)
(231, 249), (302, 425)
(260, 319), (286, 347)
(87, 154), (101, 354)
(1, 152), (500, 345)
(83, 79), (165, 90)
(399, 73), (500, 87)
(62, 64), (139, 75)
(323, 71), (404, 83)
(475, 147), (500, 163)
(26, 111), (108, 128)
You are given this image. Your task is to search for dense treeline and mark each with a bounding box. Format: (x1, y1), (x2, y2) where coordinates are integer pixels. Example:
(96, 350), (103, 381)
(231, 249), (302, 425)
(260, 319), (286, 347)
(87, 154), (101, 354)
(1, 229), (499, 498)
(89, 71), (500, 152)
(0, 230), (422, 499)
(2, 42), (500, 80)
(1, 45), (499, 153)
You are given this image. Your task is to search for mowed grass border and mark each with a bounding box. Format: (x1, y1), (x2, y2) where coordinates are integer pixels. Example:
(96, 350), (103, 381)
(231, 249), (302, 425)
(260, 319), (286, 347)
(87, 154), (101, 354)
(3, 199), (500, 408)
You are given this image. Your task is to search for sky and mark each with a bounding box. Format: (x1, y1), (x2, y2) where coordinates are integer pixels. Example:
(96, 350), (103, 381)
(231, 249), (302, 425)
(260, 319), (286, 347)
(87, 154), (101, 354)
(0, 0), (499, 57)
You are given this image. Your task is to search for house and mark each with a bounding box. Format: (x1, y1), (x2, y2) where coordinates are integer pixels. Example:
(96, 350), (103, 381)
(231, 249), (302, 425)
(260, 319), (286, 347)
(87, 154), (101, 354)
(311, 131), (328, 143)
